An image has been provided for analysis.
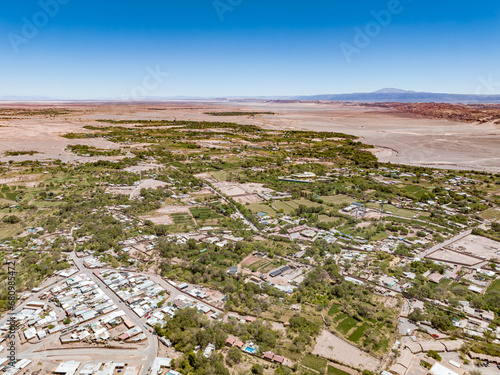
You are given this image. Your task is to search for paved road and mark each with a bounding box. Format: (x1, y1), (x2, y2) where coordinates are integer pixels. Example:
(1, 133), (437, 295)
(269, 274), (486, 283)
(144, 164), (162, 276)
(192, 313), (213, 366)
(398, 317), (419, 336)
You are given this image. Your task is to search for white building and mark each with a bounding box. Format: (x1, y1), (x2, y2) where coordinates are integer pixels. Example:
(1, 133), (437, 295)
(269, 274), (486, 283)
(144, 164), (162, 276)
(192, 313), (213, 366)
(54, 360), (81, 375)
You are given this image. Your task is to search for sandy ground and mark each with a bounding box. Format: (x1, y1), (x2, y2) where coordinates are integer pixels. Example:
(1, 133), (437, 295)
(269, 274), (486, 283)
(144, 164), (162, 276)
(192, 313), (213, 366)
(450, 234), (500, 261)
(221, 101), (500, 172)
(106, 179), (167, 198)
(427, 249), (483, 266)
(212, 181), (264, 203)
(312, 329), (380, 371)
(0, 101), (498, 172)
(140, 205), (191, 225)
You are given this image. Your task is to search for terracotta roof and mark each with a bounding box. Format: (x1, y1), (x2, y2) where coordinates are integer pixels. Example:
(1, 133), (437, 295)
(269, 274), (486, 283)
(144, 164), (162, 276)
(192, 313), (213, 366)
(235, 340), (244, 348)
(263, 351), (274, 360)
(273, 355), (284, 363)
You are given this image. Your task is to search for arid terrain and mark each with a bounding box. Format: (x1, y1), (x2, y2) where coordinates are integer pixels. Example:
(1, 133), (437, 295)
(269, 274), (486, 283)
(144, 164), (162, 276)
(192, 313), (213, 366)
(0, 101), (499, 172)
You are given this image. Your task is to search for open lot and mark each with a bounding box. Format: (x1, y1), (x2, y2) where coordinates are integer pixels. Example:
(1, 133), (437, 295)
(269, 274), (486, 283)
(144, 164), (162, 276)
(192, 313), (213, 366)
(448, 234), (500, 261)
(212, 181), (268, 203)
(426, 248), (484, 266)
(140, 205), (191, 225)
(312, 329), (380, 371)
(106, 178), (167, 198)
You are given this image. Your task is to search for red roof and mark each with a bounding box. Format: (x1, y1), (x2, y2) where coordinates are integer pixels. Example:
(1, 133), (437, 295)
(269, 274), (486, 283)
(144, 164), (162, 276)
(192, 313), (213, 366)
(263, 351), (274, 360)
(246, 316), (257, 323)
(226, 337), (236, 345)
(273, 355), (285, 363)
(284, 322), (291, 326)
(235, 340), (244, 348)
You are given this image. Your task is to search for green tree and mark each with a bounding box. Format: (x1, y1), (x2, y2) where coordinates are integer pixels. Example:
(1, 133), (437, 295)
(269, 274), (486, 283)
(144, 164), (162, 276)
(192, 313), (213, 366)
(226, 346), (242, 366)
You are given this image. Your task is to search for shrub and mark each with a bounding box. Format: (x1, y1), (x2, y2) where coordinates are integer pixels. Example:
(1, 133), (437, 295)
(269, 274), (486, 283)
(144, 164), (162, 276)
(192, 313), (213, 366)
(2, 215), (20, 224)
(427, 350), (442, 362)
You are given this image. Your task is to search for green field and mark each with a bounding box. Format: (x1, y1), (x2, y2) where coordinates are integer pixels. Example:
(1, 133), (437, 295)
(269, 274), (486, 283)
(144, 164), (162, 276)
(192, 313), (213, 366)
(400, 184), (434, 199)
(481, 208), (500, 222)
(247, 203), (276, 217)
(170, 213), (194, 226)
(348, 323), (369, 343)
(301, 354), (327, 373)
(0, 186), (21, 201)
(190, 207), (222, 220)
(292, 199), (323, 208)
(333, 313), (348, 322)
(336, 317), (360, 335)
(327, 365), (350, 375)
(272, 201), (296, 214)
(210, 171), (229, 181)
(328, 304), (341, 316)
(320, 195), (355, 205)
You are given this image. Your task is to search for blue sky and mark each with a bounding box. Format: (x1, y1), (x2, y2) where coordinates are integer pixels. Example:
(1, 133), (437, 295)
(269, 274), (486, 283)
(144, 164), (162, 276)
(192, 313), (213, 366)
(1, 0), (499, 98)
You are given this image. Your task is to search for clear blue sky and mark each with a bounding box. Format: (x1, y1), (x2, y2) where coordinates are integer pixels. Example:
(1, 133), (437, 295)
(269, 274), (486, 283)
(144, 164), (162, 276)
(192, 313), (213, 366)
(1, 0), (499, 98)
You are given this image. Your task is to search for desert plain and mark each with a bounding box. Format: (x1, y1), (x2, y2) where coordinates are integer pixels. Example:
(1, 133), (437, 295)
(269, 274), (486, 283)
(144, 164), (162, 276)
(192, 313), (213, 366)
(0, 100), (499, 172)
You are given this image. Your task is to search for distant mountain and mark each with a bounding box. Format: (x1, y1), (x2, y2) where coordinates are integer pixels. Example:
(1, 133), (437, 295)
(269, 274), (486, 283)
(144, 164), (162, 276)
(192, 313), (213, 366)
(372, 88), (416, 94)
(2, 89), (500, 104)
(288, 89), (500, 104)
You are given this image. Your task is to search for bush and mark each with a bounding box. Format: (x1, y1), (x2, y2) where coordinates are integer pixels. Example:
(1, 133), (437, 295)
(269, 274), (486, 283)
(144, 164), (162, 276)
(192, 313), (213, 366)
(2, 215), (20, 224)
(427, 350), (442, 362)
(251, 364), (263, 375)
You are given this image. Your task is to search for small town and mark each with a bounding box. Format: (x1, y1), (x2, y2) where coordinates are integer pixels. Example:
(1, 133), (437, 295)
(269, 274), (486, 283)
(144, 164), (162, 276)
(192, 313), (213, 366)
(0, 107), (497, 375)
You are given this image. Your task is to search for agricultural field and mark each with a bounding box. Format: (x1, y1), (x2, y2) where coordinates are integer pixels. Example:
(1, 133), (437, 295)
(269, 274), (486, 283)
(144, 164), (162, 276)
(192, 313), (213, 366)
(348, 323), (370, 343)
(336, 316), (360, 335)
(481, 207), (500, 222)
(327, 365), (351, 375)
(272, 200), (296, 214)
(189, 207), (223, 223)
(301, 353), (327, 373)
(328, 303), (341, 316)
(320, 195), (355, 205)
(247, 202), (277, 217)
(169, 212), (195, 227)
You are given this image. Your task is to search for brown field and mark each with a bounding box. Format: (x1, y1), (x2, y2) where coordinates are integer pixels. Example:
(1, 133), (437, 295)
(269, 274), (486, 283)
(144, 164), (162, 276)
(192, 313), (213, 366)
(0, 101), (498, 171)
(426, 248), (484, 266)
(312, 329), (379, 371)
(449, 234), (500, 261)
(140, 205), (191, 225)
